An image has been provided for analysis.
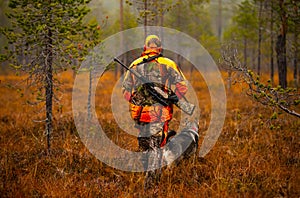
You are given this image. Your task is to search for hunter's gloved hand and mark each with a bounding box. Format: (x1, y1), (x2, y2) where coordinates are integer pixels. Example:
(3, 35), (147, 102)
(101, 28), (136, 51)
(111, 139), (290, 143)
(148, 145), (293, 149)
(168, 94), (179, 103)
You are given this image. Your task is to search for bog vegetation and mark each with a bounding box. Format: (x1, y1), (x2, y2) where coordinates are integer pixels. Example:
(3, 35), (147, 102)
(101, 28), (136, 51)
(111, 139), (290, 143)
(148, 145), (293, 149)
(0, 71), (299, 197)
(0, 0), (299, 197)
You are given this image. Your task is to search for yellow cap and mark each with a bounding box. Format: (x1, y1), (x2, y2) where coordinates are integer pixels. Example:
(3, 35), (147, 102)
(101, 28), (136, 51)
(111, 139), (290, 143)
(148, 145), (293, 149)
(145, 35), (161, 47)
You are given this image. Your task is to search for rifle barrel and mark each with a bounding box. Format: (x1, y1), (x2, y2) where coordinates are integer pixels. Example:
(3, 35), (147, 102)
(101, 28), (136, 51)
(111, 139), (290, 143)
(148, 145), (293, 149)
(113, 57), (128, 69)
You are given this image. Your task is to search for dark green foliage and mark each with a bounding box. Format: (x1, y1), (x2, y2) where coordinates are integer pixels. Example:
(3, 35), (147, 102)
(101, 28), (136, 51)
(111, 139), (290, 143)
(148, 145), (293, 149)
(223, 0), (258, 41)
(1, 0), (96, 71)
(0, 0), (102, 152)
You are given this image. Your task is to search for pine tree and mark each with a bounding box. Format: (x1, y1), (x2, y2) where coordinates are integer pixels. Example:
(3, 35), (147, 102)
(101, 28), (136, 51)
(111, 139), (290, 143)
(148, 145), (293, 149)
(1, 0), (99, 153)
(126, 0), (178, 37)
(232, 0), (258, 67)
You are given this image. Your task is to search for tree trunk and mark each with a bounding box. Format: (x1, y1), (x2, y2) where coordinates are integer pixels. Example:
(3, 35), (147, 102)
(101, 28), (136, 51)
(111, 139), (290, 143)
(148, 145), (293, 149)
(217, 0), (222, 41)
(45, 27), (53, 153)
(144, 0), (147, 38)
(270, 0), (274, 85)
(293, 31), (298, 88)
(87, 69), (92, 122)
(243, 36), (247, 67)
(117, 0), (124, 79)
(251, 47), (255, 71)
(276, 0), (288, 88)
(154, 0), (159, 26)
(257, 0), (263, 76)
(276, 34), (287, 88)
(159, 1), (164, 42)
(176, 0), (181, 65)
(293, 3), (299, 88)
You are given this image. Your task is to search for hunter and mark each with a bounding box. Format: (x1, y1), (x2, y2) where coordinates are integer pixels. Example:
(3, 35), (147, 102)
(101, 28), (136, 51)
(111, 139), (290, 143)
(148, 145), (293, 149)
(122, 34), (188, 188)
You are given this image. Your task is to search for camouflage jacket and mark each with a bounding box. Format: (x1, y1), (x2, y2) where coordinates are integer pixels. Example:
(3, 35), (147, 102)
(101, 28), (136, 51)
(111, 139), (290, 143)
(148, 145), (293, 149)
(122, 51), (187, 123)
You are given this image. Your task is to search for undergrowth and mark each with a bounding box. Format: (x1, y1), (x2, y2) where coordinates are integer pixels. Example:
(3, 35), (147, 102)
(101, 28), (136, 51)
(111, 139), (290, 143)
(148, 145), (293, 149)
(0, 71), (299, 197)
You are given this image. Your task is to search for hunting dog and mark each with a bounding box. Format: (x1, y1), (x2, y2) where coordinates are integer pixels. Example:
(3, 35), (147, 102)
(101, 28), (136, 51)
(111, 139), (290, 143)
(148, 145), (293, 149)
(163, 120), (199, 166)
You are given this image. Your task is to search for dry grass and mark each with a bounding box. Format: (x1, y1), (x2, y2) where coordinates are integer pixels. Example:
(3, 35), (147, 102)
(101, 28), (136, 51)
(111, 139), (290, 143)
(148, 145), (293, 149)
(0, 70), (299, 197)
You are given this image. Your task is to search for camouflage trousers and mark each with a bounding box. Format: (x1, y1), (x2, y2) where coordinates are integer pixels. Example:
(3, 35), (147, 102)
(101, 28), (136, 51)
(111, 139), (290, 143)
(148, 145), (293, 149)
(138, 135), (162, 190)
(136, 122), (166, 190)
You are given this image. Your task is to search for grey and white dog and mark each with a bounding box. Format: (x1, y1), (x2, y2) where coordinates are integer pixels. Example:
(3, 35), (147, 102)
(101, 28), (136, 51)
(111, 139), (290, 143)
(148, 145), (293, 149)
(163, 120), (199, 166)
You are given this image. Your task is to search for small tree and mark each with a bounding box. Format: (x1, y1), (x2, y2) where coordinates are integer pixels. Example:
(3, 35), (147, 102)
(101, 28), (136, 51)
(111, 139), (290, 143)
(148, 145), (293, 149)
(126, 0), (179, 37)
(223, 0), (258, 68)
(0, 0), (99, 153)
(221, 43), (300, 119)
(223, 0), (258, 90)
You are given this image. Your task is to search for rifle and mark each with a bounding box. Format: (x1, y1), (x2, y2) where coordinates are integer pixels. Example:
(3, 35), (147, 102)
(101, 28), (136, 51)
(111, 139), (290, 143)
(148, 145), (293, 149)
(113, 56), (195, 115)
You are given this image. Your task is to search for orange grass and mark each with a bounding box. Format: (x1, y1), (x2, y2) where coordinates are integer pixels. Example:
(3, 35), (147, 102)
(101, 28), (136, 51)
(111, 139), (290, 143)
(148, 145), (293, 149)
(0, 70), (299, 197)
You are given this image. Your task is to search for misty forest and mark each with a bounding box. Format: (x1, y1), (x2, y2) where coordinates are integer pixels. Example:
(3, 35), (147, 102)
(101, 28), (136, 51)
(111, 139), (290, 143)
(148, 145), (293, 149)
(0, 0), (299, 197)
